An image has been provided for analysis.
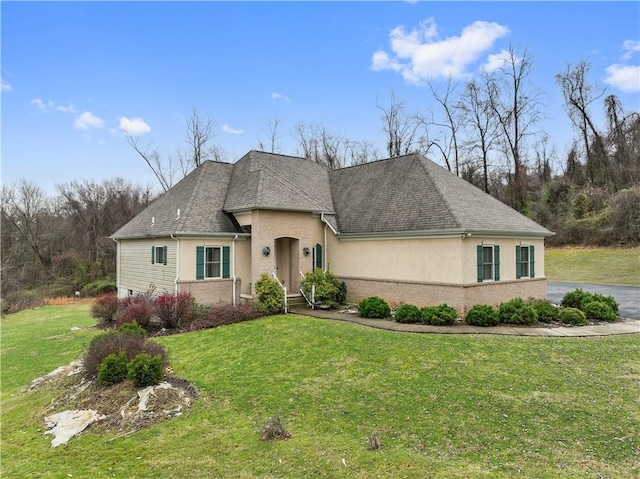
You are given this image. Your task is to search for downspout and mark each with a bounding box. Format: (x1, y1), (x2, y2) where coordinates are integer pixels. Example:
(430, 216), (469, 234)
(321, 213), (328, 273)
(171, 234), (179, 295)
(232, 234), (238, 305)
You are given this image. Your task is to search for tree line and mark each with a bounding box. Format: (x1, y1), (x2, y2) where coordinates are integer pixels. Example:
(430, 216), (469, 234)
(2, 46), (638, 312)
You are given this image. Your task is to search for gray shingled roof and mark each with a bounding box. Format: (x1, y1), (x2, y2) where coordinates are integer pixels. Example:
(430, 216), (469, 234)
(223, 151), (334, 213)
(111, 161), (242, 239)
(329, 153), (553, 237)
(113, 150), (552, 239)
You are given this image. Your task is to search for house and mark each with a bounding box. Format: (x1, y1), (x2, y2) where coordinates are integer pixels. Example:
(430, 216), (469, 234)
(111, 150), (554, 313)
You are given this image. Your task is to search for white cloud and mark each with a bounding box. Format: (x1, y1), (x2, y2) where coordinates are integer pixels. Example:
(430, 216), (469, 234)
(74, 111), (104, 130)
(31, 98), (54, 111)
(118, 117), (151, 136)
(57, 104), (78, 114)
(372, 18), (509, 82)
(604, 64), (640, 93)
(1, 79), (11, 92)
(481, 49), (519, 73)
(622, 39), (640, 61)
(222, 124), (243, 135)
(604, 40), (640, 93)
(272, 92), (291, 102)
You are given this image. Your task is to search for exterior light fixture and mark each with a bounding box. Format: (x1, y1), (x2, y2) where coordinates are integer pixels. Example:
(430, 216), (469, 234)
(262, 246), (271, 256)
(303, 247), (310, 256)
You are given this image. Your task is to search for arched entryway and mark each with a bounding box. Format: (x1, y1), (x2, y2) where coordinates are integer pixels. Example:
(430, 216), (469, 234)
(274, 237), (300, 292)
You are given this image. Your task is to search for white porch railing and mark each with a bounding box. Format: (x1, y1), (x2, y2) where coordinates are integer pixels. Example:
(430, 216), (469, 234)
(271, 272), (287, 313)
(299, 271), (315, 308)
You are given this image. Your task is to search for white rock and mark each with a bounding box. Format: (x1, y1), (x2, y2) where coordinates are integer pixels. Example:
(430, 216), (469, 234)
(44, 410), (105, 447)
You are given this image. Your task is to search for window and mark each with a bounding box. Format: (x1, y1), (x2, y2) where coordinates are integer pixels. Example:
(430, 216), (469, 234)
(151, 246), (167, 265)
(196, 246), (230, 280)
(477, 245), (500, 282)
(205, 246), (222, 279)
(516, 245), (535, 279)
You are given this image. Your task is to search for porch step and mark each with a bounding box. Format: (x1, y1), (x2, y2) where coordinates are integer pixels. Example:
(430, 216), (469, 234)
(287, 294), (309, 309)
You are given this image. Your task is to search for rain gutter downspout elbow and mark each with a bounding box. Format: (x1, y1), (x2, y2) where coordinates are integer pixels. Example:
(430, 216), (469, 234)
(171, 234), (179, 295)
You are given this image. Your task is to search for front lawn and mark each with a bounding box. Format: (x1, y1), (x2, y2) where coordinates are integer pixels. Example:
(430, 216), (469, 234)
(2, 304), (638, 478)
(546, 246), (640, 286)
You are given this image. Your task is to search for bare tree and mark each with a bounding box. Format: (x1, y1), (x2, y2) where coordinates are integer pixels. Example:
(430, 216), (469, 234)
(292, 123), (348, 170)
(427, 77), (463, 175)
(486, 45), (542, 212)
(459, 80), (501, 193)
(377, 90), (422, 158)
(127, 108), (221, 192)
(259, 118), (282, 153)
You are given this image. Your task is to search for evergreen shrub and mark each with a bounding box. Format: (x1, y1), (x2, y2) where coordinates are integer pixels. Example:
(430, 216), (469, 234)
(358, 296), (390, 319)
(465, 305), (499, 327)
(559, 307), (588, 326)
(127, 353), (164, 388)
(498, 297), (538, 325)
(97, 352), (129, 386)
(421, 304), (458, 326)
(394, 304), (421, 323)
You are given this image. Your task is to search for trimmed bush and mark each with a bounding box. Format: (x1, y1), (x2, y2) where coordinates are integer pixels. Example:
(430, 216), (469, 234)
(97, 352), (129, 386)
(117, 322), (146, 335)
(587, 293), (619, 315)
(83, 330), (167, 378)
(301, 269), (347, 309)
(394, 304), (421, 323)
(465, 305), (499, 327)
(559, 307), (588, 326)
(560, 289), (591, 309)
(498, 297), (538, 325)
(358, 296), (391, 319)
(421, 304), (458, 326)
(529, 299), (560, 323)
(583, 300), (617, 322)
(91, 293), (119, 327)
(255, 273), (285, 315)
(153, 292), (194, 329)
(127, 353), (164, 388)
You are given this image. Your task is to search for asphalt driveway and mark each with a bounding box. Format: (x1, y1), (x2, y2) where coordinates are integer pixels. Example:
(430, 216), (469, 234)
(547, 282), (640, 320)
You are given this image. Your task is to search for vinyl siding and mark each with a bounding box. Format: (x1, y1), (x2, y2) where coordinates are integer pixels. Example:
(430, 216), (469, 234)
(119, 238), (177, 296)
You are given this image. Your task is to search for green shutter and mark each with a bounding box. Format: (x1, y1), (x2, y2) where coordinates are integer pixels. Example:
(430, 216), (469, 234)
(222, 246), (230, 279)
(163, 246), (168, 265)
(516, 245), (521, 279)
(494, 245), (500, 281)
(477, 245), (483, 282)
(196, 246), (204, 280)
(530, 245), (535, 278)
(315, 244), (323, 270)
(151, 246), (155, 264)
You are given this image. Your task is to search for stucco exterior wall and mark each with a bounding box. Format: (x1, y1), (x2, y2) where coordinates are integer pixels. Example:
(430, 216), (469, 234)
(117, 238), (177, 297)
(249, 210), (326, 295)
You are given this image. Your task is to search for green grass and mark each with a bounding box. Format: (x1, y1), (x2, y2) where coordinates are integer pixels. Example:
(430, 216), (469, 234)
(2, 305), (639, 478)
(546, 246), (640, 286)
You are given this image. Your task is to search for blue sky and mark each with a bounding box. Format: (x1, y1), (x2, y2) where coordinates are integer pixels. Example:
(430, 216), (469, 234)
(2, 1), (639, 194)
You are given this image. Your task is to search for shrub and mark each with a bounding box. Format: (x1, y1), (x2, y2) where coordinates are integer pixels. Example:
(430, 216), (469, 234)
(188, 303), (264, 331)
(358, 296), (390, 319)
(83, 330), (167, 378)
(153, 292), (194, 329)
(582, 300), (617, 322)
(529, 299), (560, 323)
(91, 293), (119, 327)
(394, 304), (421, 323)
(255, 273), (285, 315)
(559, 307), (588, 326)
(82, 279), (117, 297)
(587, 293), (619, 315)
(498, 297), (538, 325)
(421, 304), (458, 326)
(465, 305), (500, 327)
(117, 322), (146, 335)
(301, 269), (347, 308)
(560, 289), (591, 309)
(97, 352), (129, 386)
(118, 293), (153, 329)
(127, 353), (164, 388)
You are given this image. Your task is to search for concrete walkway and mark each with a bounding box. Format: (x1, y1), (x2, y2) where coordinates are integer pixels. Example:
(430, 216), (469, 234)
(289, 308), (640, 337)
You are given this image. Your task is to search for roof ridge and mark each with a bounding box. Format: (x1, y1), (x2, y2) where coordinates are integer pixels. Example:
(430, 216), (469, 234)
(414, 155), (463, 229)
(252, 154), (332, 211)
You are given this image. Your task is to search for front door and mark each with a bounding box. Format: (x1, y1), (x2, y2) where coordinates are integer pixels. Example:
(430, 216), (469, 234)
(275, 237), (299, 292)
